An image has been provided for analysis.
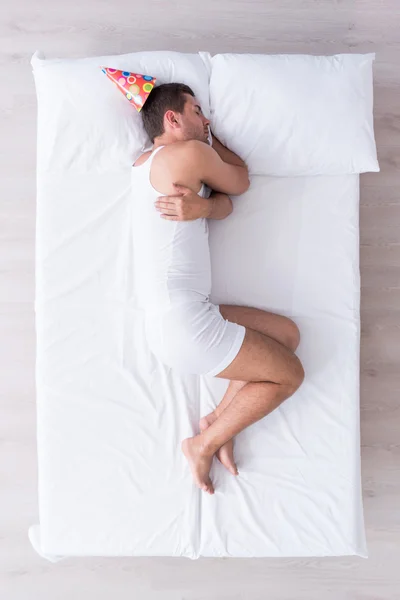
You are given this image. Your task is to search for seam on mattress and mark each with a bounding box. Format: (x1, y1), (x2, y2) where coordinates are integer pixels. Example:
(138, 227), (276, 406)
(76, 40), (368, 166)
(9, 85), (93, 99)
(197, 374), (202, 557)
(288, 178), (307, 317)
(353, 176), (361, 320)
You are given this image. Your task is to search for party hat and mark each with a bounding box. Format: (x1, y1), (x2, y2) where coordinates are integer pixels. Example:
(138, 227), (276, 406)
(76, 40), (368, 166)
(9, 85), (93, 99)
(100, 67), (157, 112)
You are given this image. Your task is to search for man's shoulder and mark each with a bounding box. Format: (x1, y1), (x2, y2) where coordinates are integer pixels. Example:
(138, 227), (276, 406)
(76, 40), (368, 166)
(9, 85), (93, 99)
(155, 140), (210, 171)
(133, 151), (151, 166)
(132, 140), (204, 167)
(162, 139), (208, 155)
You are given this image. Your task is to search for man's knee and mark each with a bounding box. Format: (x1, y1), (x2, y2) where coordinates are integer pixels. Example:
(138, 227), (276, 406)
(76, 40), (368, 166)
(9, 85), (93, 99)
(287, 354), (305, 393)
(274, 350), (304, 393)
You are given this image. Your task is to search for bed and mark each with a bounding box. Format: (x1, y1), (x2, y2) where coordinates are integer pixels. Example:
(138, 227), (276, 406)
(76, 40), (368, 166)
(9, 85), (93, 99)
(29, 49), (378, 560)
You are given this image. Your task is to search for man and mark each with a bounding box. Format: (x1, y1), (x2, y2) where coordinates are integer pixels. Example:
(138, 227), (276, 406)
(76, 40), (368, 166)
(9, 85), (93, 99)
(132, 83), (304, 495)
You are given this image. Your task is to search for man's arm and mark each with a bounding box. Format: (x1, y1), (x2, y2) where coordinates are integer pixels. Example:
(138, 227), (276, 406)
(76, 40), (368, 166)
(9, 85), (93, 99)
(191, 140), (250, 196)
(203, 135), (246, 218)
(211, 134), (247, 168)
(152, 138), (248, 221)
(206, 192), (233, 220)
(155, 185), (233, 221)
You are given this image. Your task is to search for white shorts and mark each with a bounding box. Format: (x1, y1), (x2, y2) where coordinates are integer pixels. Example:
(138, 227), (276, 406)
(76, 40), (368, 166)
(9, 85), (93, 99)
(144, 302), (246, 377)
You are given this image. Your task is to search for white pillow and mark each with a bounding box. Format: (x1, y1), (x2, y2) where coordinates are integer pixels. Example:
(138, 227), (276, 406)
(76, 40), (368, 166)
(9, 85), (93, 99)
(208, 53), (379, 176)
(31, 50), (212, 173)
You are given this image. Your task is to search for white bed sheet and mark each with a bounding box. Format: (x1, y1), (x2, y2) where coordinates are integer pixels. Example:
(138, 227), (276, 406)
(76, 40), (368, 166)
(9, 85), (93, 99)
(30, 169), (366, 559)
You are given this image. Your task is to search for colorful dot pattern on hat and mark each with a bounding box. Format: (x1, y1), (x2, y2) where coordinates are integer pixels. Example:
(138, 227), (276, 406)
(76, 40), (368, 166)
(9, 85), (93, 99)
(100, 67), (157, 112)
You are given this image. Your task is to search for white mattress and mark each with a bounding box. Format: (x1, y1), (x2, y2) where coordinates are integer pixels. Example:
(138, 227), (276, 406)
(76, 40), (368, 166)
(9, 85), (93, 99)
(30, 168), (367, 559)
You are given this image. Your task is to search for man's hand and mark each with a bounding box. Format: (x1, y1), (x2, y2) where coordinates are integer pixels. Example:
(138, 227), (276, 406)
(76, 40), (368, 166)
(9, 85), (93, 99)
(155, 183), (211, 221)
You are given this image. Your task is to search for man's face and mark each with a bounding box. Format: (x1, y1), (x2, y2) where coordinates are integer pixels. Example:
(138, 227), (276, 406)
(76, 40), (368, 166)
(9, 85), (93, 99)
(171, 94), (210, 143)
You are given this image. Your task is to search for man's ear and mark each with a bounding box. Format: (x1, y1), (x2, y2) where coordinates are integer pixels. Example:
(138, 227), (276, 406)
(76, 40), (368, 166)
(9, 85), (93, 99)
(165, 110), (179, 128)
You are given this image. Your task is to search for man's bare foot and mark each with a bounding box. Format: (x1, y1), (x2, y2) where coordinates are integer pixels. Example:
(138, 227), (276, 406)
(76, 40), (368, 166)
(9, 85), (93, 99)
(199, 413), (238, 476)
(181, 435), (215, 494)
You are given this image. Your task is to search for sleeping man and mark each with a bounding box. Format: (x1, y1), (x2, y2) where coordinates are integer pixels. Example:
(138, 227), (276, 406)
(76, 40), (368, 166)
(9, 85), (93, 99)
(131, 83), (304, 495)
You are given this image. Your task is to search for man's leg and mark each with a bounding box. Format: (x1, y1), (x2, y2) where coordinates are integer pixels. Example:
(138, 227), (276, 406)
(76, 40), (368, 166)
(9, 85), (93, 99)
(199, 306), (301, 475)
(199, 379), (246, 474)
(219, 305), (301, 352)
(183, 327), (304, 494)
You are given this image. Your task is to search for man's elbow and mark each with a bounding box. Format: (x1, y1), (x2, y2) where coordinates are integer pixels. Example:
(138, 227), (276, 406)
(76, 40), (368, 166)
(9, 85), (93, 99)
(210, 193), (233, 220)
(238, 168), (250, 194)
(236, 179), (250, 195)
(218, 195), (233, 220)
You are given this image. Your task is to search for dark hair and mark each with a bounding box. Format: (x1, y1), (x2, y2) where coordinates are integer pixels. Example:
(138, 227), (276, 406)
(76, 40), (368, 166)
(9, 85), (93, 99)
(141, 82), (195, 143)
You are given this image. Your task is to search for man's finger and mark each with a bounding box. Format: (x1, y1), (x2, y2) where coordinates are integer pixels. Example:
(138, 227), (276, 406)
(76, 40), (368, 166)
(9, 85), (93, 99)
(155, 197), (181, 207)
(161, 214), (180, 221)
(155, 201), (176, 210)
(159, 208), (178, 216)
(163, 195), (183, 201)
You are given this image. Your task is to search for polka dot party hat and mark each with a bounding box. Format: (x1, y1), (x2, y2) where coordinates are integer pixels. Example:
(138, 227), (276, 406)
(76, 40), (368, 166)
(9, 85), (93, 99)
(100, 67), (157, 112)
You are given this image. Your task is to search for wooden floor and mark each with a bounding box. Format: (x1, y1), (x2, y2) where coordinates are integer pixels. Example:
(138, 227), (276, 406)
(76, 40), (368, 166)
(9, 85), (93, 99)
(1, 1), (399, 598)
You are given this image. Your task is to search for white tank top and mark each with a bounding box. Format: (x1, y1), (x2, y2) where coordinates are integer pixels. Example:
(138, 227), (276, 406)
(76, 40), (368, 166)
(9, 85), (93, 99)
(131, 145), (212, 312)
